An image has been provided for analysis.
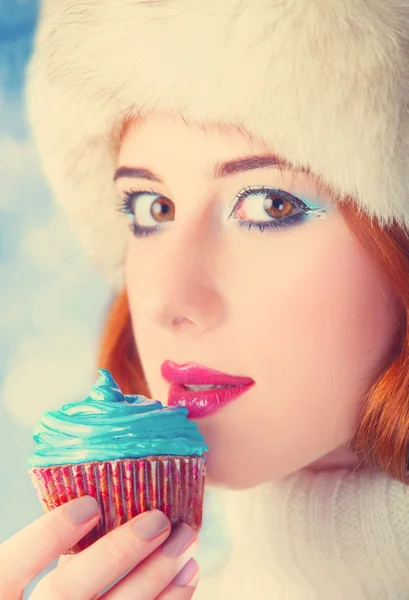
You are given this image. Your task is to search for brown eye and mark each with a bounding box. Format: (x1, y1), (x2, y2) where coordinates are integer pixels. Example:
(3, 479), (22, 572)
(229, 186), (327, 234)
(126, 191), (175, 230)
(263, 194), (294, 219)
(234, 187), (302, 224)
(150, 197), (175, 222)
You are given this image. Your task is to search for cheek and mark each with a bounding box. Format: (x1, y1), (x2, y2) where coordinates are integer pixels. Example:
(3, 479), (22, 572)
(212, 217), (401, 466)
(227, 215), (399, 377)
(125, 242), (164, 381)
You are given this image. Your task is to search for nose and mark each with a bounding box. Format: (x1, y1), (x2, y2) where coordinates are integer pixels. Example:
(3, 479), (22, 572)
(138, 229), (226, 334)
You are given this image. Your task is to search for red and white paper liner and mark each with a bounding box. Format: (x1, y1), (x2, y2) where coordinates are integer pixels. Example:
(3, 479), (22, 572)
(29, 456), (206, 554)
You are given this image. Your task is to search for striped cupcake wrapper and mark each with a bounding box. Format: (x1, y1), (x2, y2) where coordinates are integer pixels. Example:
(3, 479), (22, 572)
(29, 456), (206, 554)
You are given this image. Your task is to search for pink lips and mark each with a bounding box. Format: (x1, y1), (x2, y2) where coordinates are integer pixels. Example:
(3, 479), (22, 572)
(161, 361), (255, 418)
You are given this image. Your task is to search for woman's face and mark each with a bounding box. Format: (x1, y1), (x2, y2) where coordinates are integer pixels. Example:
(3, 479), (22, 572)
(117, 114), (401, 489)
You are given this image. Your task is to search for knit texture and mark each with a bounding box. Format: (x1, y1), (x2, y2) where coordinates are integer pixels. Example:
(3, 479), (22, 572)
(195, 469), (409, 599)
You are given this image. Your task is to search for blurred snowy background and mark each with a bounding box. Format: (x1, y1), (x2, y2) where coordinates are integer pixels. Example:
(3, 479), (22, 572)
(0, 0), (111, 595)
(0, 2), (228, 596)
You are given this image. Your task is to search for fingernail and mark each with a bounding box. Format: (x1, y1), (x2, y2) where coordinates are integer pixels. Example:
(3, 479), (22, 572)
(132, 510), (170, 540)
(172, 558), (199, 587)
(64, 496), (100, 524)
(162, 523), (196, 557)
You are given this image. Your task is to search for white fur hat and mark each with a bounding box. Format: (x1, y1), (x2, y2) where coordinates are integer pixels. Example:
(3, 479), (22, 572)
(26, 0), (409, 291)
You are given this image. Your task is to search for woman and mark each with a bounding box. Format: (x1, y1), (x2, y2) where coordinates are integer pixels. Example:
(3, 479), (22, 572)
(2, 0), (409, 598)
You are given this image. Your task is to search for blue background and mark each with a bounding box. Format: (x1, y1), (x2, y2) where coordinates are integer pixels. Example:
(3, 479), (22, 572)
(0, 2), (228, 596)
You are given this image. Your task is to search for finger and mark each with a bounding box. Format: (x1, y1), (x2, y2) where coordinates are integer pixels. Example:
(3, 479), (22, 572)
(0, 496), (100, 597)
(103, 525), (198, 599)
(155, 558), (200, 600)
(32, 509), (171, 600)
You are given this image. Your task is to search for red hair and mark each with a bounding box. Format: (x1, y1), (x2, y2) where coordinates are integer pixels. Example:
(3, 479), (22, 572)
(98, 202), (409, 483)
(98, 290), (150, 397)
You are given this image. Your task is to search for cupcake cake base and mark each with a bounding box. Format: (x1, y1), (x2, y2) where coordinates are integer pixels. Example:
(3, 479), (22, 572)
(29, 455), (205, 554)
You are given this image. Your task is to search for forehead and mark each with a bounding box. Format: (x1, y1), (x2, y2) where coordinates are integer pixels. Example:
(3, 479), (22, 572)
(118, 113), (269, 163)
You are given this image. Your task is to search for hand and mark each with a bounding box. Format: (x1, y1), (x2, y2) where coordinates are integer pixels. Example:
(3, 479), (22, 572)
(0, 495), (199, 599)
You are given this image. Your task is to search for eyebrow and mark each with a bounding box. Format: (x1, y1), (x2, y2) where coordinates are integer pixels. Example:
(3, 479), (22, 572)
(213, 154), (288, 178)
(113, 154), (290, 183)
(113, 167), (161, 183)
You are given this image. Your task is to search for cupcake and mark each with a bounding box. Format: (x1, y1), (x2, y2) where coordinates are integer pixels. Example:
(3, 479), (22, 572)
(28, 369), (208, 554)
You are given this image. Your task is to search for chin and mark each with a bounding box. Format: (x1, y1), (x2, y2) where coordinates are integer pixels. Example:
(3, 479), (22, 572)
(198, 426), (299, 491)
(203, 447), (293, 491)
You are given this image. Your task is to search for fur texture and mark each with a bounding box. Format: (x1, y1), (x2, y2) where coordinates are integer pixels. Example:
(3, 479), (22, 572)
(26, 0), (409, 289)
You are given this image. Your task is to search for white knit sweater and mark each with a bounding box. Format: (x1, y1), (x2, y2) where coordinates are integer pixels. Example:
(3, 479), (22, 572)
(194, 469), (409, 599)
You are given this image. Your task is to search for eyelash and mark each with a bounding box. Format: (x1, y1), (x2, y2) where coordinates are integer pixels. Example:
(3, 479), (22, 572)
(117, 186), (324, 237)
(229, 186), (317, 233)
(117, 188), (161, 237)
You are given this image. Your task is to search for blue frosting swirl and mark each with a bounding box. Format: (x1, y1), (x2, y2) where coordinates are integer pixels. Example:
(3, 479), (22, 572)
(29, 369), (208, 467)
